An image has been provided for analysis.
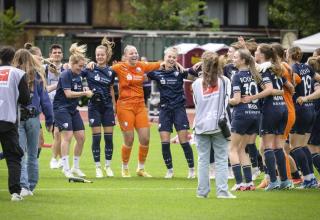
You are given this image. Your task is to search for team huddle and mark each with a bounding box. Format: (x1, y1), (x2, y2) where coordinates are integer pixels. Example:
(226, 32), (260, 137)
(1, 36), (320, 201)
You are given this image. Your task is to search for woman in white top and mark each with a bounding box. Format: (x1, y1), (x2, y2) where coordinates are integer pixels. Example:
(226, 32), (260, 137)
(192, 51), (235, 199)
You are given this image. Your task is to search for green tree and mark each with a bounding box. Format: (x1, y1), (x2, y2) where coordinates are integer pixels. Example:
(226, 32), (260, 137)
(0, 7), (27, 45)
(118, 0), (218, 30)
(269, 0), (320, 36)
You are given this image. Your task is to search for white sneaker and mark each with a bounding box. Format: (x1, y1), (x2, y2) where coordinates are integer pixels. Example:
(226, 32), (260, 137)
(187, 168), (196, 179)
(228, 167), (235, 179)
(71, 167), (86, 177)
(57, 159), (63, 169)
(252, 167), (261, 181)
(20, 188), (33, 197)
(62, 169), (74, 178)
(11, 193), (23, 201)
(231, 183), (245, 191)
(209, 165), (215, 179)
(50, 158), (59, 169)
(217, 191), (237, 199)
(95, 167), (104, 178)
(164, 169), (174, 179)
(104, 166), (114, 177)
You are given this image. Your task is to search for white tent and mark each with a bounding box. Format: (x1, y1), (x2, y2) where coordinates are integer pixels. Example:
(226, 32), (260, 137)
(200, 43), (229, 52)
(293, 32), (320, 53)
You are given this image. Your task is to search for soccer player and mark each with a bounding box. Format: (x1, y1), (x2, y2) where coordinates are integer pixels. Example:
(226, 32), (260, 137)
(53, 43), (93, 178)
(243, 44), (291, 190)
(112, 45), (161, 177)
(229, 49), (261, 191)
(287, 46), (320, 188)
(81, 37), (116, 178)
(147, 47), (197, 179)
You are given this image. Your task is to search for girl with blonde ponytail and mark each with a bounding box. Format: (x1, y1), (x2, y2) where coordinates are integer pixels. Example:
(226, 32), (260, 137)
(80, 37), (117, 178)
(53, 43), (93, 178)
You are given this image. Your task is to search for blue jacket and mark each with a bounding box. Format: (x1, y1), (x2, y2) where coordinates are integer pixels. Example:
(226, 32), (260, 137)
(27, 73), (53, 127)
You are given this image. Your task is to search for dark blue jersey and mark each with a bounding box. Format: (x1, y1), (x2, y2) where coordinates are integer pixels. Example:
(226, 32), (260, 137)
(53, 69), (83, 112)
(292, 63), (315, 102)
(81, 66), (115, 107)
(223, 63), (238, 80)
(232, 70), (260, 116)
(260, 70), (286, 111)
(147, 68), (188, 109)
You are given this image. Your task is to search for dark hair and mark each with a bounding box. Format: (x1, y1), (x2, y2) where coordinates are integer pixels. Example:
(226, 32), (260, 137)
(0, 46), (15, 65)
(258, 43), (283, 77)
(49, 44), (63, 53)
(271, 43), (285, 61)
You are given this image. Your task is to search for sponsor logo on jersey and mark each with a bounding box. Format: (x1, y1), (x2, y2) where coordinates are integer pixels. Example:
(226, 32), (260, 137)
(127, 74), (133, 80)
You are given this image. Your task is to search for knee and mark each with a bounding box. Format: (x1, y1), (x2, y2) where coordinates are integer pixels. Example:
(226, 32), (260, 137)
(124, 136), (134, 147)
(140, 137), (149, 146)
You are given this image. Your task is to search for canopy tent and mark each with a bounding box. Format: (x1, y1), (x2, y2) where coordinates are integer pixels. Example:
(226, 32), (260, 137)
(293, 33), (320, 53)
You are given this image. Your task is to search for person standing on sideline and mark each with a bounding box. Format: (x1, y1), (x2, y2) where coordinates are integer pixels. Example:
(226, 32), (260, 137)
(53, 43), (93, 178)
(192, 51), (236, 199)
(0, 46), (30, 201)
(82, 37), (116, 178)
(12, 49), (53, 196)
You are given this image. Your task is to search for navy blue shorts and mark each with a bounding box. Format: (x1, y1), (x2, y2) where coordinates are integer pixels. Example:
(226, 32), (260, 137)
(158, 106), (189, 132)
(308, 110), (320, 145)
(231, 116), (260, 135)
(88, 105), (115, 127)
(54, 110), (84, 132)
(260, 107), (288, 135)
(291, 105), (315, 135)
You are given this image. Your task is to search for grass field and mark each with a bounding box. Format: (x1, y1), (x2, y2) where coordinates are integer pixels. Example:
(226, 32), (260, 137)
(1, 124), (320, 220)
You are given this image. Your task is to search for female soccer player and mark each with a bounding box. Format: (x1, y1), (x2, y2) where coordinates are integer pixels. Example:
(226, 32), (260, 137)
(81, 37), (116, 178)
(243, 43), (291, 190)
(147, 47), (197, 179)
(229, 49), (261, 191)
(287, 46), (320, 188)
(53, 43), (93, 178)
(13, 49), (53, 196)
(112, 45), (161, 177)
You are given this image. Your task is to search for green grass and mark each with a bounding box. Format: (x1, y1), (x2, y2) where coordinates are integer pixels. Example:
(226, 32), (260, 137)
(1, 124), (320, 220)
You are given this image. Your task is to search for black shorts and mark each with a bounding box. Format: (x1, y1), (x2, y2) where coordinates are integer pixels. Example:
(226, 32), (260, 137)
(158, 106), (189, 132)
(308, 110), (320, 146)
(291, 105), (315, 135)
(54, 110), (84, 132)
(260, 107), (288, 135)
(231, 117), (259, 135)
(88, 105), (115, 127)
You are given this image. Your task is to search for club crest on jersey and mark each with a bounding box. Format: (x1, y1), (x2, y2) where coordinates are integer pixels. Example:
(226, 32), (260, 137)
(127, 74), (133, 80)
(108, 71), (112, 77)
(160, 78), (166, 84)
(94, 74), (100, 81)
(74, 84), (78, 90)
(62, 123), (69, 128)
(174, 71), (179, 77)
(89, 119), (95, 124)
(136, 67), (141, 72)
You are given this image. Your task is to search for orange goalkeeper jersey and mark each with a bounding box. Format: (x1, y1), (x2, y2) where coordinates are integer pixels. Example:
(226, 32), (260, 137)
(112, 61), (160, 104)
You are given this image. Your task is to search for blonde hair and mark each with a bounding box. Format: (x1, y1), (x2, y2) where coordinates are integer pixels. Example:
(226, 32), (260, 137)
(288, 46), (303, 62)
(308, 56), (320, 73)
(69, 43), (87, 64)
(164, 46), (178, 56)
(237, 49), (261, 84)
(201, 51), (222, 88)
(96, 36), (114, 63)
(123, 45), (137, 55)
(12, 49), (46, 90)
